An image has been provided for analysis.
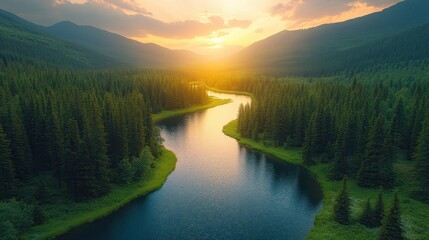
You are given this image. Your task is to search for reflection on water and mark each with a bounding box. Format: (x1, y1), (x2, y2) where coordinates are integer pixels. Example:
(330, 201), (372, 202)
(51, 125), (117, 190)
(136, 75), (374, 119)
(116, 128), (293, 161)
(57, 92), (322, 240)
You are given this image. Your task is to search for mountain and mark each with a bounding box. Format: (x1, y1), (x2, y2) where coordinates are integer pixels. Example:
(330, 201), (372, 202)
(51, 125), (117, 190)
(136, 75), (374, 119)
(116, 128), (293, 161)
(0, 9), (124, 69)
(225, 0), (429, 75)
(45, 21), (202, 68)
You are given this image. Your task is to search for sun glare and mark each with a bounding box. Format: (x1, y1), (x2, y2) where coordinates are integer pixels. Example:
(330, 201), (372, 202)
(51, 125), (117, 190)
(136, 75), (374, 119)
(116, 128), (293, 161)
(209, 36), (224, 49)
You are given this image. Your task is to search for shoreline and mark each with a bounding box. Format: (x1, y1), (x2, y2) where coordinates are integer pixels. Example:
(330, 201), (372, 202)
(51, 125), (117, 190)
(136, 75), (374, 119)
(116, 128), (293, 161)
(223, 119), (428, 240)
(26, 148), (177, 240)
(25, 97), (232, 240)
(152, 96), (231, 123)
(206, 87), (254, 98)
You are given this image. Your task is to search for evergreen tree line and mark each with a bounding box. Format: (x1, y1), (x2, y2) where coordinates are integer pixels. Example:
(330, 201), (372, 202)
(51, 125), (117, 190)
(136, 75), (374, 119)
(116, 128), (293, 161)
(0, 64), (208, 201)
(209, 76), (429, 201)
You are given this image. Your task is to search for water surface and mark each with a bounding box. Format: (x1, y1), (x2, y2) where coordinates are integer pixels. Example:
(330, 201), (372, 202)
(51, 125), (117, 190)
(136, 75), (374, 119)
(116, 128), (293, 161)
(58, 92), (323, 240)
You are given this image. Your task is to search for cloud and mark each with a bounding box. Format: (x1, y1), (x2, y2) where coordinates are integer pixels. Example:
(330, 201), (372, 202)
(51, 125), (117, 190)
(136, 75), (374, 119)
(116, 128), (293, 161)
(228, 19), (252, 28)
(254, 28), (264, 34)
(0, 0), (252, 39)
(269, 0), (401, 22)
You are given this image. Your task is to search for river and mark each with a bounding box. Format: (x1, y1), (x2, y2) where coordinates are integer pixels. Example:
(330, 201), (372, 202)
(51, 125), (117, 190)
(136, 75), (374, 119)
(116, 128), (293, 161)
(57, 91), (323, 240)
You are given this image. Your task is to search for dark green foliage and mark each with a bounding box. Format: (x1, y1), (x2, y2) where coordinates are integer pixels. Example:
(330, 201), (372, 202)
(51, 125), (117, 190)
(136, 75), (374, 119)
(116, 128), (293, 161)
(34, 181), (49, 204)
(7, 99), (32, 180)
(214, 71), (428, 197)
(377, 193), (404, 240)
(413, 113), (429, 202)
(333, 177), (351, 224)
(359, 199), (374, 227)
(0, 200), (34, 234)
(118, 159), (133, 184)
(357, 115), (394, 188)
(0, 125), (15, 199)
(373, 189), (385, 227)
(33, 204), (46, 225)
(0, 221), (18, 240)
(0, 64), (207, 202)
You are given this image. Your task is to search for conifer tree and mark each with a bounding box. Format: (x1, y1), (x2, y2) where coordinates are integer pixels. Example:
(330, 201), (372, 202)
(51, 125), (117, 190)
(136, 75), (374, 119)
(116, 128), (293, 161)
(359, 199), (374, 227)
(377, 193), (404, 240)
(373, 189), (385, 227)
(330, 125), (348, 180)
(8, 99), (32, 180)
(357, 115), (385, 187)
(413, 113), (429, 201)
(0, 125), (15, 199)
(390, 98), (405, 147)
(333, 176), (351, 224)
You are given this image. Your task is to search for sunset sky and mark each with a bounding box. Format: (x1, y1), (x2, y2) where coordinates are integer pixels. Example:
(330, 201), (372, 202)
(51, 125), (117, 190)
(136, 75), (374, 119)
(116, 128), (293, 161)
(0, 0), (401, 57)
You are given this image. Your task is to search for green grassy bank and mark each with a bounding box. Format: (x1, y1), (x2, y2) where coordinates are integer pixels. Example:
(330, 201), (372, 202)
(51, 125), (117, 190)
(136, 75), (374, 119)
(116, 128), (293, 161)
(24, 148), (177, 240)
(24, 97), (232, 239)
(152, 97), (231, 123)
(206, 87), (254, 98)
(223, 120), (429, 240)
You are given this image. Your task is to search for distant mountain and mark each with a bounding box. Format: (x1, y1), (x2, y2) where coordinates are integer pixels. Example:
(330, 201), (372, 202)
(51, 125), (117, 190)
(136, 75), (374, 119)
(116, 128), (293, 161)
(0, 9), (124, 69)
(0, 8), (202, 69)
(45, 21), (202, 68)
(225, 0), (429, 75)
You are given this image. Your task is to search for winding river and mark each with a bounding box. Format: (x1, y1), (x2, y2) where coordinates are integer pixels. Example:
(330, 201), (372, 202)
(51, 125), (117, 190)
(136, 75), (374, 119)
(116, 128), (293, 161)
(58, 91), (323, 240)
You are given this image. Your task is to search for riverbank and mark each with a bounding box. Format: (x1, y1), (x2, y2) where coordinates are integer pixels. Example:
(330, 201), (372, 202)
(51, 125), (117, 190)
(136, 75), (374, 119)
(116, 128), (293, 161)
(223, 120), (429, 240)
(24, 148), (177, 240)
(24, 98), (231, 240)
(206, 87), (254, 98)
(152, 97), (231, 123)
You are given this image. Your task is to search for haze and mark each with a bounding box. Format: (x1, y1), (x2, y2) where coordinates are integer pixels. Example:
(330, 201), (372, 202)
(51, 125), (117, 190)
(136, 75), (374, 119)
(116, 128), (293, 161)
(0, 0), (400, 57)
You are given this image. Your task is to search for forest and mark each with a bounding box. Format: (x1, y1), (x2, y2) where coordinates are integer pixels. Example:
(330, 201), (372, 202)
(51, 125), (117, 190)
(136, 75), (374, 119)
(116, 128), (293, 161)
(211, 68), (429, 238)
(209, 70), (429, 197)
(0, 63), (208, 237)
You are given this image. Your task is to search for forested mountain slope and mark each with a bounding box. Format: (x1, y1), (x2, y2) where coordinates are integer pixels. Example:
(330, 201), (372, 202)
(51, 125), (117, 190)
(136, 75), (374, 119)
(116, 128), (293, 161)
(225, 0), (429, 75)
(45, 21), (202, 68)
(0, 9), (124, 69)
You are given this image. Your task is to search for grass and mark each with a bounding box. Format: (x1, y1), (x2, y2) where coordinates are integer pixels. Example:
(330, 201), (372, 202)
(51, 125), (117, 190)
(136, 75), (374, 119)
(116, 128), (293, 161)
(223, 120), (429, 240)
(22, 96), (232, 239)
(152, 97), (231, 123)
(23, 148), (177, 240)
(206, 87), (255, 98)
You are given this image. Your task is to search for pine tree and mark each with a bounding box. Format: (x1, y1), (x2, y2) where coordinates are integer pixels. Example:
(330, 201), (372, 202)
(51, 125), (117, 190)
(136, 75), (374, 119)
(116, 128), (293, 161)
(333, 176), (351, 224)
(34, 181), (49, 204)
(377, 193), (404, 240)
(359, 199), (374, 227)
(373, 189), (385, 227)
(357, 115), (385, 187)
(33, 204), (45, 225)
(380, 129), (395, 188)
(330, 125), (348, 180)
(118, 158), (133, 184)
(390, 98), (406, 147)
(8, 99), (32, 180)
(413, 113), (429, 202)
(0, 125), (15, 200)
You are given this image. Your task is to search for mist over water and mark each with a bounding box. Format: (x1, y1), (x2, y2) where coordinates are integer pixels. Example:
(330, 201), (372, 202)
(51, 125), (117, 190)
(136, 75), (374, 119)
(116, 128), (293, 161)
(58, 92), (322, 240)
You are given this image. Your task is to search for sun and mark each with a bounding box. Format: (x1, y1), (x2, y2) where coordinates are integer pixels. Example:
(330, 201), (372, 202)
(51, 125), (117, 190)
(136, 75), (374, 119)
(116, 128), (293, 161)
(209, 36), (224, 49)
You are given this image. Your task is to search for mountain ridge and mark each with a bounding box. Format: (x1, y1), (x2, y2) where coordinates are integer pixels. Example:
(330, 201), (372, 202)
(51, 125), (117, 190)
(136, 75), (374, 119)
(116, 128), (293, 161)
(224, 0), (429, 75)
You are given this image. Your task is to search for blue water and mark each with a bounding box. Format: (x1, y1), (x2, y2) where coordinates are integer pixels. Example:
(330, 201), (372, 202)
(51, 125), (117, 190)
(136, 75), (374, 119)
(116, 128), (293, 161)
(57, 92), (322, 240)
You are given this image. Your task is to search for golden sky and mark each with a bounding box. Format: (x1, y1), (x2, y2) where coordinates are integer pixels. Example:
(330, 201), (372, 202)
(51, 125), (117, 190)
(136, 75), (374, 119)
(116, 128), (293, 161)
(0, 0), (401, 57)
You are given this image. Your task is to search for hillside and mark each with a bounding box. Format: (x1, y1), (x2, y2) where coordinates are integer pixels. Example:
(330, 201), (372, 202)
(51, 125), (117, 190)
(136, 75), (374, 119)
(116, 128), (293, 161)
(45, 21), (202, 68)
(0, 9), (124, 69)
(225, 0), (429, 75)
